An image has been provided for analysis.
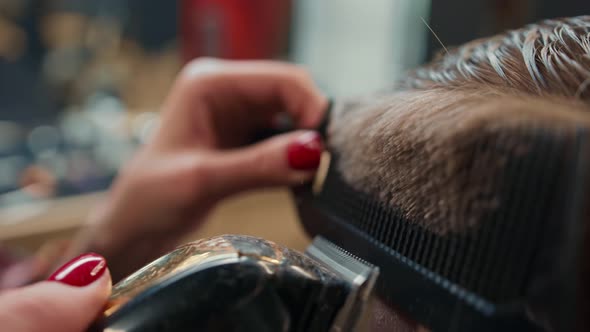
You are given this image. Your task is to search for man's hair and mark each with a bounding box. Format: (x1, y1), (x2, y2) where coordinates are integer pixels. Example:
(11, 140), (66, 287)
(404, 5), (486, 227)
(333, 16), (590, 331)
(330, 16), (590, 235)
(401, 16), (590, 100)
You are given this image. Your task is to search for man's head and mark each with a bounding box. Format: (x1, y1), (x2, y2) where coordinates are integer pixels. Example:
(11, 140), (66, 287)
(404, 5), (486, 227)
(331, 16), (590, 234)
(327, 16), (590, 331)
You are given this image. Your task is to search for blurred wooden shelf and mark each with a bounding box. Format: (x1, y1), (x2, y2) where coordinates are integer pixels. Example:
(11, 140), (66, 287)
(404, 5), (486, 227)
(0, 192), (104, 241)
(0, 188), (311, 253)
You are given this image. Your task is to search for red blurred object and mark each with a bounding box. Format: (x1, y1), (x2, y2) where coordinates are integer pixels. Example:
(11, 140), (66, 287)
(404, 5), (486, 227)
(180, 0), (292, 62)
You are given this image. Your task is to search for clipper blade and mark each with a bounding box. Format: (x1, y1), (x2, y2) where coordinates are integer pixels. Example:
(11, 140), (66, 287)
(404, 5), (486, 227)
(306, 236), (379, 332)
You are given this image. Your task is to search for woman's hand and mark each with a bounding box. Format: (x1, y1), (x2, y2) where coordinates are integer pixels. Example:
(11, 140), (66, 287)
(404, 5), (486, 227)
(67, 59), (328, 281)
(0, 254), (110, 332)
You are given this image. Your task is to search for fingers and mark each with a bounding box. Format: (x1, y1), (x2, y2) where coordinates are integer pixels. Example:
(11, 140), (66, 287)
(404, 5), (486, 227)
(202, 130), (323, 198)
(0, 254), (111, 332)
(175, 58), (328, 127)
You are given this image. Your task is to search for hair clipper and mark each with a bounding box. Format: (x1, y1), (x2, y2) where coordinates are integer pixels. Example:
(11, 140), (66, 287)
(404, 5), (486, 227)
(90, 235), (378, 332)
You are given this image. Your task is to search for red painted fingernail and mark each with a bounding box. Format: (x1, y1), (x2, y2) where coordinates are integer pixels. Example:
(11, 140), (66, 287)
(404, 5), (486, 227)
(47, 253), (107, 287)
(287, 131), (323, 170)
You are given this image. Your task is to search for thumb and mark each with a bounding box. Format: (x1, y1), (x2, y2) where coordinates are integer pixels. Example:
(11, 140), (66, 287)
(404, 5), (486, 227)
(205, 130), (323, 198)
(0, 253), (111, 332)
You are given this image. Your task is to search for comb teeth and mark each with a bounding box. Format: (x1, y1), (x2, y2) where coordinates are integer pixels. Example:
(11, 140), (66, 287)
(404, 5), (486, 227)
(305, 236), (379, 332)
(306, 236), (376, 284)
(315, 124), (580, 304)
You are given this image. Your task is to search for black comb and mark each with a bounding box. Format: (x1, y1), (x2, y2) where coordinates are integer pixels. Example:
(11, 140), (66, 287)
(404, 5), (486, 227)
(249, 100), (332, 143)
(295, 125), (590, 331)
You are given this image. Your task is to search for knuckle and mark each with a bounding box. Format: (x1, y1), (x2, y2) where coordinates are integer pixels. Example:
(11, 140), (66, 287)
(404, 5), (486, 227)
(250, 151), (271, 171)
(295, 64), (310, 74)
(190, 156), (209, 184)
(284, 67), (313, 91)
(180, 155), (210, 199)
(291, 65), (312, 80)
(117, 160), (152, 192)
(250, 150), (279, 181)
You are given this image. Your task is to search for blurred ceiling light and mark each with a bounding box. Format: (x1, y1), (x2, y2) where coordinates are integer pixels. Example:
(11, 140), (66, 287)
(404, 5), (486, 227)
(37, 150), (68, 180)
(85, 93), (126, 134)
(27, 125), (60, 156)
(93, 138), (134, 172)
(60, 111), (97, 147)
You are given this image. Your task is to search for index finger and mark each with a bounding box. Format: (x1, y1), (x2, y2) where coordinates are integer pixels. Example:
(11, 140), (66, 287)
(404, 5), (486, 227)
(174, 58), (328, 128)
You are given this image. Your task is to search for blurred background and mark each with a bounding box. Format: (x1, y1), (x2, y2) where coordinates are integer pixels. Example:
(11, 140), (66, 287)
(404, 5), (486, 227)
(0, 0), (588, 255)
